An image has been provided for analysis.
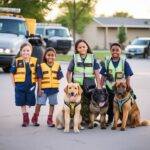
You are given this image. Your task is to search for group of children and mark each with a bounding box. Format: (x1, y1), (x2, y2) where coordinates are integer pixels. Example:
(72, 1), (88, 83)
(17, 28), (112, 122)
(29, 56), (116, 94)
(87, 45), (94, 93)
(10, 39), (133, 128)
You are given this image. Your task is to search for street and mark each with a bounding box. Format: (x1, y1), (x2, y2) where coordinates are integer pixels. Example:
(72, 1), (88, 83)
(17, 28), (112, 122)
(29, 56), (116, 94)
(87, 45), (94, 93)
(0, 59), (150, 150)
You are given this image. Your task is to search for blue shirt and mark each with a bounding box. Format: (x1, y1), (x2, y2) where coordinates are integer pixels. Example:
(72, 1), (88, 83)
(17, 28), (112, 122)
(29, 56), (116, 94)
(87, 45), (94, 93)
(67, 55), (100, 72)
(37, 63), (64, 95)
(100, 58), (133, 78)
(10, 60), (39, 91)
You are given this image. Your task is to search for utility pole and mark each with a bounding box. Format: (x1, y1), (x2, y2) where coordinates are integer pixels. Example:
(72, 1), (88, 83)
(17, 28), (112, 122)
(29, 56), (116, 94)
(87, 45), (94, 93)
(73, 0), (76, 44)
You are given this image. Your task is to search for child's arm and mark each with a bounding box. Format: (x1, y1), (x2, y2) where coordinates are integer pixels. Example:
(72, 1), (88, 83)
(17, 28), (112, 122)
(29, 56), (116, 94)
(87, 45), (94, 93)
(36, 64), (43, 96)
(126, 76), (131, 89)
(66, 71), (72, 83)
(66, 59), (74, 83)
(37, 78), (43, 96)
(100, 75), (106, 88)
(94, 70), (102, 89)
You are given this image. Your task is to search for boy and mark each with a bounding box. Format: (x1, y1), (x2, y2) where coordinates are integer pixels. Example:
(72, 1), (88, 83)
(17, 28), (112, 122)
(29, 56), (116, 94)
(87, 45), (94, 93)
(100, 43), (134, 126)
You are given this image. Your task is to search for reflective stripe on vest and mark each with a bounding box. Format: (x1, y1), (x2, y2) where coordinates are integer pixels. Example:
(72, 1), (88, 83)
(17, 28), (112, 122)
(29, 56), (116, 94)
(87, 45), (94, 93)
(41, 62), (60, 89)
(105, 57), (125, 90)
(73, 53), (94, 85)
(14, 57), (37, 83)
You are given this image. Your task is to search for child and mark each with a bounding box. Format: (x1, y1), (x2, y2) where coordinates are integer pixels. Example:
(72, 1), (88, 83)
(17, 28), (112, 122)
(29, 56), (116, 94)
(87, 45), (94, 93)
(10, 43), (39, 127)
(100, 43), (134, 126)
(66, 39), (101, 126)
(31, 47), (63, 127)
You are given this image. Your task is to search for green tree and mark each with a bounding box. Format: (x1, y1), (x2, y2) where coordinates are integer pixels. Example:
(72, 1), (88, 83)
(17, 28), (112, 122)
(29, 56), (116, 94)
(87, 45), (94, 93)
(55, 0), (97, 42)
(117, 26), (127, 47)
(113, 11), (133, 18)
(0, 0), (55, 22)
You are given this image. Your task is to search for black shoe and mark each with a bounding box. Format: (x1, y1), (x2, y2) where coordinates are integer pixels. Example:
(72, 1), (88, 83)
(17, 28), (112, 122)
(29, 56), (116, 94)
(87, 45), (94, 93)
(33, 123), (40, 126)
(106, 120), (113, 126)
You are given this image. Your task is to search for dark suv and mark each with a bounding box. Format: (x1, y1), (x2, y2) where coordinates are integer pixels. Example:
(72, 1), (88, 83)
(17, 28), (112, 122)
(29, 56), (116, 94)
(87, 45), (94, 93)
(36, 24), (73, 54)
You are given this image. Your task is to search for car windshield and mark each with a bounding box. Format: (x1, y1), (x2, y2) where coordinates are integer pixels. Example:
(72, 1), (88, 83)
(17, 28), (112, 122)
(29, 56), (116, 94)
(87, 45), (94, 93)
(131, 39), (149, 45)
(36, 27), (44, 35)
(0, 19), (27, 35)
(45, 28), (70, 37)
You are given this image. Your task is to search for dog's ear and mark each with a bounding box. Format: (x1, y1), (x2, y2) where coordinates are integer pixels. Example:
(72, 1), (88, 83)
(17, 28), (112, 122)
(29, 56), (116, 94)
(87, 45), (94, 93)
(78, 84), (83, 95)
(64, 85), (68, 94)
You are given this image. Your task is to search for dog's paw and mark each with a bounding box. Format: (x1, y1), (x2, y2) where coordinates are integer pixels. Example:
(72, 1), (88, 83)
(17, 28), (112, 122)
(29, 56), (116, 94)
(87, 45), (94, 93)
(120, 128), (126, 131)
(111, 126), (117, 130)
(64, 128), (69, 133)
(88, 125), (94, 129)
(130, 125), (136, 128)
(74, 129), (80, 133)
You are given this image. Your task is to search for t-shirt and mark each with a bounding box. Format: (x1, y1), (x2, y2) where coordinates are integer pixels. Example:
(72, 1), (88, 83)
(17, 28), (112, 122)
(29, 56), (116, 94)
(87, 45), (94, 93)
(37, 63), (64, 95)
(100, 58), (133, 78)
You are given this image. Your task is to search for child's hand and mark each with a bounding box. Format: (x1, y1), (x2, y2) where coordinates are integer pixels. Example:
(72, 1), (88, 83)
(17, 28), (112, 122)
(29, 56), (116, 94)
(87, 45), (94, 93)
(37, 89), (44, 97)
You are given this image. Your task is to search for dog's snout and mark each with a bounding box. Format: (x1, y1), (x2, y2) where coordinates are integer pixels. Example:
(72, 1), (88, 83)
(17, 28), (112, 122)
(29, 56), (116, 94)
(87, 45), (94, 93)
(117, 87), (125, 94)
(70, 92), (74, 96)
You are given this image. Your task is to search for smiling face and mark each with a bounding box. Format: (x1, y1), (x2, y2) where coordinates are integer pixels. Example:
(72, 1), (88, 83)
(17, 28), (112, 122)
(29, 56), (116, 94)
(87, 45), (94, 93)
(76, 42), (88, 56)
(110, 45), (122, 59)
(20, 45), (32, 60)
(64, 83), (83, 102)
(45, 50), (56, 64)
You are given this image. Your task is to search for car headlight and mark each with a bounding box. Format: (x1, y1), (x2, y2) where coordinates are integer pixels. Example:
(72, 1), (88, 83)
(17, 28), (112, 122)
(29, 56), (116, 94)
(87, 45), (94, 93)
(0, 48), (4, 53)
(5, 49), (11, 54)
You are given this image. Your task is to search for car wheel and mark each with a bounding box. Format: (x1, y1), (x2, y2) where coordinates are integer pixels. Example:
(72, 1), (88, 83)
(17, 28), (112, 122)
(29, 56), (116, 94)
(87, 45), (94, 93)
(3, 67), (10, 73)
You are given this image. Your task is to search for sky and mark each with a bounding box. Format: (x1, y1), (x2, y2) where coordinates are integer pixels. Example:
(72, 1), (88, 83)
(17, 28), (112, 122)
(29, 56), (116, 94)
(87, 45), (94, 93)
(46, 0), (150, 20)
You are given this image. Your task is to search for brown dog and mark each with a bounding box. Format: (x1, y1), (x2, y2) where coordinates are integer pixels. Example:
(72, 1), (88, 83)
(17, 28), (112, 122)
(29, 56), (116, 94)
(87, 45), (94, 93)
(112, 79), (150, 131)
(55, 82), (83, 133)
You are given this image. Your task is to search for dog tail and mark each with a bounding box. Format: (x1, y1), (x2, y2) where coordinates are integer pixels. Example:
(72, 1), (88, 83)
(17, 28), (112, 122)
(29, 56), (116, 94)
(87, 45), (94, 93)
(140, 120), (150, 126)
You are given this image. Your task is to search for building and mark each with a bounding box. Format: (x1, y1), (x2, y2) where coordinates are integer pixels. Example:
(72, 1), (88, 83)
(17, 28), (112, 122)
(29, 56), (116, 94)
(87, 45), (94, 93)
(77, 17), (150, 49)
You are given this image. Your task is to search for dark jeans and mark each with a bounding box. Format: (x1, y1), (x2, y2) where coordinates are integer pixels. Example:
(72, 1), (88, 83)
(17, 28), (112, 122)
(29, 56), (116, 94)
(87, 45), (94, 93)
(80, 91), (91, 124)
(107, 89), (115, 122)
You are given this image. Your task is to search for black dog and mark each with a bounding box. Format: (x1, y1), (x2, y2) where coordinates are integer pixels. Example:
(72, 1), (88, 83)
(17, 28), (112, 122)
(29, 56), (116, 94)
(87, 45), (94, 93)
(89, 88), (109, 129)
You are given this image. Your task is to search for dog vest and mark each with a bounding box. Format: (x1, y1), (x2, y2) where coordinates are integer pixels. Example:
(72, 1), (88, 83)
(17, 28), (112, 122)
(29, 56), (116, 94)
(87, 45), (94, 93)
(73, 53), (94, 85)
(41, 62), (60, 89)
(64, 101), (81, 118)
(105, 56), (125, 90)
(114, 94), (134, 113)
(14, 56), (37, 83)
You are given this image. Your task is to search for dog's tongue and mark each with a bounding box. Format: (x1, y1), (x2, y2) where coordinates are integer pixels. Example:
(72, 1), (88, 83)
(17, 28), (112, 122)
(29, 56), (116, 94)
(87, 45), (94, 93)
(99, 102), (105, 107)
(70, 96), (76, 102)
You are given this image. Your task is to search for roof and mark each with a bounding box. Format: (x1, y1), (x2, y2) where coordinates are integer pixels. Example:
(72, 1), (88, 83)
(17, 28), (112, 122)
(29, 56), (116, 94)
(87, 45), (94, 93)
(94, 17), (150, 28)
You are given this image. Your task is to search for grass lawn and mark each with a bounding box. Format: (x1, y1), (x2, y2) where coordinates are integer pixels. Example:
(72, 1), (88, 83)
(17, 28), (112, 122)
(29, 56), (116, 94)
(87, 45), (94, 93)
(56, 50), (111, 62)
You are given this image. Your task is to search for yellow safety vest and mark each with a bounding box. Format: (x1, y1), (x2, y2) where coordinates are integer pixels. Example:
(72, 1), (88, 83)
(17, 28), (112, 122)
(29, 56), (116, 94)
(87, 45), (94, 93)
(14, 57), (37, 83)
(41, 62), (60, 89)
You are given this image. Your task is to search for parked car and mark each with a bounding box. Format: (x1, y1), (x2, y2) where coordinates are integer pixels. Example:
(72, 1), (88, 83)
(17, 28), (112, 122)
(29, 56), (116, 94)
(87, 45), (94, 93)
(125, 37), (150, 58)
(36, 23), (73, 54)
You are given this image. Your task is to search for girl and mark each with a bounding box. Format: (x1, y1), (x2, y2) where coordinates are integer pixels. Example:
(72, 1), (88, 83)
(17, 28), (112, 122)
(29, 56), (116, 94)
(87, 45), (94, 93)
(100, 43), (134, 126)
(31, 47), (63, 127)
(66, 39), (101, 126)
(10, 42), (38, 127)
